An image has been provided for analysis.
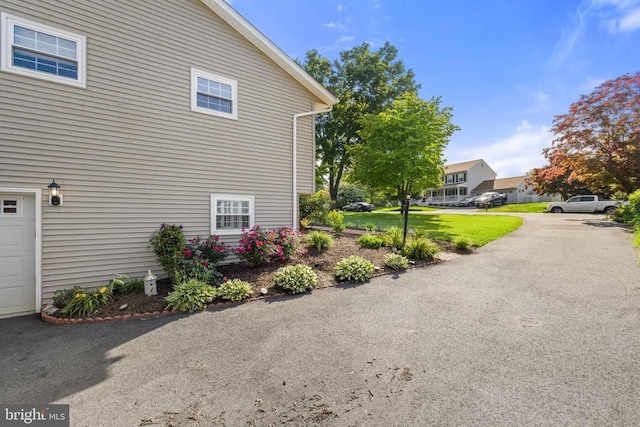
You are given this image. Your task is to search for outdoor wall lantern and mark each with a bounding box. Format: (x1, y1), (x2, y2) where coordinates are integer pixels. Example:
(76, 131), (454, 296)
(144, 269), (158, 296)
(48, 179), (62, 206)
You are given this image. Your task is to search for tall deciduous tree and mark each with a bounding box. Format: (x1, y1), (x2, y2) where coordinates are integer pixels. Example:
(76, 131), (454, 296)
(530, 72), (640, 197)
(300, 43), (419, 201)
(350, 93), (459, 208)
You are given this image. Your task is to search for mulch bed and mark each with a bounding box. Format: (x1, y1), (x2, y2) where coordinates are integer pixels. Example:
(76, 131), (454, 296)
(43, 231), (464, 324)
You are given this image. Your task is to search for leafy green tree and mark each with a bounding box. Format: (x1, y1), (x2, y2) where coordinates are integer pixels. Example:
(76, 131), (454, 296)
(336, 182), (368, 208)
(351, 93), (459, 210)
(300, 43), (419, 201)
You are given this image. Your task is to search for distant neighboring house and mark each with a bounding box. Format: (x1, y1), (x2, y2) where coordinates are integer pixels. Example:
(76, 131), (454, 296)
(421, 159), (497, 205)
(420, 160), (561, 206)
(472, 177), (561, 204)
(0, 0), (337, 318)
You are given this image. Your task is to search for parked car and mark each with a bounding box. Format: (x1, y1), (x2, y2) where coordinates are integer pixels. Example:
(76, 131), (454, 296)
(342, 202), (375, 212)
(474, 192), (507, 208)
(546, 195), (624, 214)
(457, 196), (477, 207)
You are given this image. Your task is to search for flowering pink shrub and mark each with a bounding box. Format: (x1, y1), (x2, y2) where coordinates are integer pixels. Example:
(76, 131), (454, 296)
(184, 235), (229, 266)
(179, 235), (229, 285)
(235, 225), (306, 267)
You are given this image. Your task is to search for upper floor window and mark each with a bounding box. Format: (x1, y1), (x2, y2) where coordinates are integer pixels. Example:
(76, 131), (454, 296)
(443, 172), (467, 184)
(191, 68), (238, 119)
(1, 13), (86, 87)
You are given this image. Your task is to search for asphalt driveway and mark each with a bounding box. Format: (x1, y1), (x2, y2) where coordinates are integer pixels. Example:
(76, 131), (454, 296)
(1, 213), (639, 426)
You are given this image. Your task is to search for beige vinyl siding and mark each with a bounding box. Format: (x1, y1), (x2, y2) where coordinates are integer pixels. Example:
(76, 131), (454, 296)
(0, 0), (323, 300)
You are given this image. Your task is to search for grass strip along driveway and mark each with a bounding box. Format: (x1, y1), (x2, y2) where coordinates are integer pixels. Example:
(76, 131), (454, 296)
(344, 212), (523, 246)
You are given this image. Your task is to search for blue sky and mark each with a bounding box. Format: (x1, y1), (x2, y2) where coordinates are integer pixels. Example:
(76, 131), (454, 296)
(228, 0), (640, 178)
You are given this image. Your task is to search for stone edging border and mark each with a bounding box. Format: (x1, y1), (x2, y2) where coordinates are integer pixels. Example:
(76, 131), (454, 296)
(40, 251), (459, 325)
(40, 290), (291, 325)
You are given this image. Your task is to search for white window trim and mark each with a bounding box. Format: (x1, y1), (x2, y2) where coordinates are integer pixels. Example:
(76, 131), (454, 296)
(1, 12), (87, 88)
(191, 68), (238, 120)
(210, 194), (254, 235)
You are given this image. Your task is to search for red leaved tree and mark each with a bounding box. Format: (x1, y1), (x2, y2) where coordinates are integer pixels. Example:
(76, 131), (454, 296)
(529, 72), (640, 197)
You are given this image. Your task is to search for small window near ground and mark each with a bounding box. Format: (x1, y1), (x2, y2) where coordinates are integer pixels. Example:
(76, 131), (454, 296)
(1, 13), (86, 87)
(191, 68), (237, 119)
(211, 195), (254, 235)
(1, 198), (21, 215)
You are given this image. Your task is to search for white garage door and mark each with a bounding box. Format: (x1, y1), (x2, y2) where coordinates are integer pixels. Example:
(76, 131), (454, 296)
(0, 194), (36, 317)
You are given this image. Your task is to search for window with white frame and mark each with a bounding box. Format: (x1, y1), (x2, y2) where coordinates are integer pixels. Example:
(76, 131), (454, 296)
(211, 195), (254, 234)
(191, 68), (237, 119)
(1, 13), (86, 87)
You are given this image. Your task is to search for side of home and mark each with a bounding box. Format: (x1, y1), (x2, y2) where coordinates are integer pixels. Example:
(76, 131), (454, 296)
(0, 0), (336, 317)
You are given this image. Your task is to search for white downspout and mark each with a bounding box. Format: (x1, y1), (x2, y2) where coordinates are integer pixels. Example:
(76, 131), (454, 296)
(292, 107), (333, 230)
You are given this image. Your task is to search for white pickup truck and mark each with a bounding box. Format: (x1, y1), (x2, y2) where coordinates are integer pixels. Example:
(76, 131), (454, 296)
(546, 195), (622, 215)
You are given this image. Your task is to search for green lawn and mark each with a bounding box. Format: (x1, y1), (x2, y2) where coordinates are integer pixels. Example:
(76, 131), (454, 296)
(488, 202), (549, 213)
(343, 212), (523, 246)
(374, 206), (439, 213)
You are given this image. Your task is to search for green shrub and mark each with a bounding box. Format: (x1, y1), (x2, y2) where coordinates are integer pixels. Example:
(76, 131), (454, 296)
(356, 233), (387, 249)
(149, 224), (186, 284)
(306, 230), (334, 251)
(364, 223), (376, 232)
(61, 286), (112, 318)
(165, 278), (217, 312)
(627, 189), (640, 225)
(273, 264), (317, 294)
(384, 253), (409, 270)
(299, 190), (332, 225)
(385, 226), (404, 250)
(52, 286), (82, 309)
(454, 236), (472, 251)
(108, 273), (144, 294)
(334, 255), (375, 282)
(328, 210), (345, 233)
(402, 237), (441, 260)
(217, 279), (253, 302)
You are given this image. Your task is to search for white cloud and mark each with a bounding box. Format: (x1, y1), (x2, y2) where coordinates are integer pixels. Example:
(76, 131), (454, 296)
(619, 7), (640, 30)
(337, 4), (345, 12)
(549, 8), (587, 68)
(449, 120), (553, 178)
(373, 0), (382, 9)
(535, 91), (550, 103)
(589, 0), (640, 32)
(338, 35), (355, 43)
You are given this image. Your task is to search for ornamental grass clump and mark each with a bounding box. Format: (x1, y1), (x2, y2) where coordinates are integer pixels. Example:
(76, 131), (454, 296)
(385, 226), (404, 250)
(402, 236), (441, 260)
(356, 233), (387, 249)
(217, 279), (253, 302)
(165, 277), (217, 312)
(334, 255), (375, 283)
(327, 210), (345, 233)
(273, 264), (317, 294)
(454, 236), (472, 251)
(384, 253), (409, 270)
(306, 230), (334, 251)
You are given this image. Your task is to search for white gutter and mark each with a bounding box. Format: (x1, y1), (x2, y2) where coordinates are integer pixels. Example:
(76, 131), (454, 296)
(292, 107), (333, 230)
